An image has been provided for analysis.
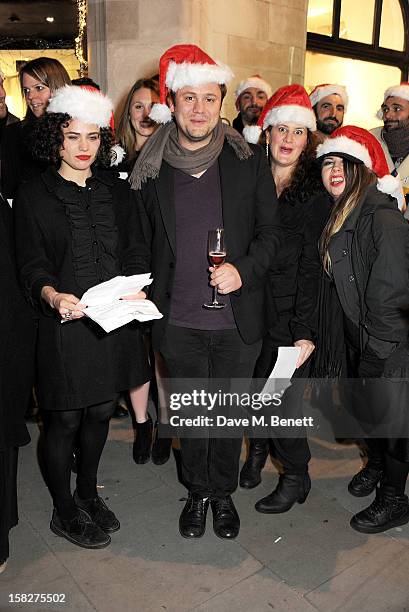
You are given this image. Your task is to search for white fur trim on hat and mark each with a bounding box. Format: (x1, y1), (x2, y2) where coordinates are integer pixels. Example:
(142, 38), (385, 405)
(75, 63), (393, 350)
(235, 77), (272, 100)
(47, 85), (113, 127)
(110, 144), (126, 166)
(309, 84), (348, 110)
(149, 103), (172, 124)
(316, 136), (373, 168)
(263, 105), (317, 132)
(376, 84), (409, 119)
(166, 60), (234, 92)
(242, 125), (262, 144)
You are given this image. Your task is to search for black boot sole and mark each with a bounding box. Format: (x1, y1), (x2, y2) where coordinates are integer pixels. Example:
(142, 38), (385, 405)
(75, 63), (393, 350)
(348, 485), (377, 498)
(50, 521), (111, 548)
(350, 513), (409, 534)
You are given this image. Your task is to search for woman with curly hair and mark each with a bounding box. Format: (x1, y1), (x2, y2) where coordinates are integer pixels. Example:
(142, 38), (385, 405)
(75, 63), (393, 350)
(241, 85), (329, 511)
(1, 57), (71, 199)
(14, 85), (151, 549)
(116, 77), (159, 175)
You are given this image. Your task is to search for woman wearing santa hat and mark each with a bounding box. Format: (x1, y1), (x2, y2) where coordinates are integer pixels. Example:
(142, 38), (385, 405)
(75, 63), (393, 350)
(315, 125), (409, 533)
(242, 85), (329, 513)
(13, 85), (151, 549)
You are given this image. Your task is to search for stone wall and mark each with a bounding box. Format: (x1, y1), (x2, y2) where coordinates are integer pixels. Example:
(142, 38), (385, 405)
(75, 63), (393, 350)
(88, 0), (308, 123)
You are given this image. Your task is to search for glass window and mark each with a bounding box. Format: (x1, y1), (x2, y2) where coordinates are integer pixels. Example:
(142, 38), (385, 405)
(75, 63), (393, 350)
(305, 51), (401, 129)
(380, 0), (404, 51)
(307, 0), (333, 36)
(340, 0), (375, 44)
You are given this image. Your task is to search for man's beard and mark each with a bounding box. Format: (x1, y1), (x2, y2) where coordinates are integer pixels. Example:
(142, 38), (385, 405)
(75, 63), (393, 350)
(242, 106), (263, 126)
(317, 117), (342, 135)
(383, 117), (409, 132)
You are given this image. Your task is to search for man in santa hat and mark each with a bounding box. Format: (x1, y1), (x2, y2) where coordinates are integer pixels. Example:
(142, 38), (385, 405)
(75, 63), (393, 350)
(232, 75), (272, 135)
(309, 83), (348, 143)
(130, 44), (281, 541)
(371, 83), (409, 212)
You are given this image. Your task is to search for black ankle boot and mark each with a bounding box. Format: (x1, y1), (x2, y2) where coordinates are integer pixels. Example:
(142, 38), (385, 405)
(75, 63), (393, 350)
(50, 508), (111, 548)
(151, 423), (172, 465)
(133, 416), (153, 464)
(350, 486), (409, 533)
(239, 439), (269, 489)
(348, 463), (384, 497)
(255, 473), (311, 514)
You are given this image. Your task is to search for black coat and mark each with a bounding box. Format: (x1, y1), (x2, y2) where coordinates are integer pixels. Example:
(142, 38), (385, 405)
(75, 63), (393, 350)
(135, 140), (282, 349)
(329, 185), (409, 361)
(267, 191), (329, 343)
(0, 196), (35, 448)
(1, 119), (48, 200)
(14, 167), (151, 411)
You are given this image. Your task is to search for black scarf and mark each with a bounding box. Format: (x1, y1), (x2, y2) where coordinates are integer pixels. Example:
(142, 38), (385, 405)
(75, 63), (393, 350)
(310, 271), (345, 378)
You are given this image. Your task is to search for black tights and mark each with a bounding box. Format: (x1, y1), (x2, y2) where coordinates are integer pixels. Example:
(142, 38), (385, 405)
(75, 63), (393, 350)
(43, 400), (116, 520)
(366, 438), (409, 495)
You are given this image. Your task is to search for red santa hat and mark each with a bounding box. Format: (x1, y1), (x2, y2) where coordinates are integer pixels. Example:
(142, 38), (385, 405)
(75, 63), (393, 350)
(316, 125), (402, 198)
(235, 75), (272, 102)
(243, 84), (316, 144)
(309, 83), (348, 110)
(149, 44), (234, 124)
(376, 82), (409, 119)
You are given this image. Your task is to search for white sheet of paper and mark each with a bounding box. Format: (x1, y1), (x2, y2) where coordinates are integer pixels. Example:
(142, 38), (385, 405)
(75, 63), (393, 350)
(79, 274), (163, 333)
(268, 346), (301, 379)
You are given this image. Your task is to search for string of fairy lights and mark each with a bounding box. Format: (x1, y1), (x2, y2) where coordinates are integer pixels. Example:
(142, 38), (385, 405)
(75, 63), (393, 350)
(75, 0), (88, 76)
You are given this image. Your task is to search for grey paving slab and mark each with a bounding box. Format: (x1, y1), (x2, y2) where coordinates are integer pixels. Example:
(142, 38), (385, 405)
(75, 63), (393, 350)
(305, 538), (409, 611)
(236, 484), (388, 595)
(0, 518), (95, 612)
(192, 567), (317, 612)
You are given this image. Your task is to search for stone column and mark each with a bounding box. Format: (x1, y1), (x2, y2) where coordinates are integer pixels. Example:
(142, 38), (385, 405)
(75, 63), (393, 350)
(87, 0), (308, 122)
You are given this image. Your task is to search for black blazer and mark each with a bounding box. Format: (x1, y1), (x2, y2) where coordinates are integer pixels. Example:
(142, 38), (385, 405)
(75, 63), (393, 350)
(136, 140), (282, 348)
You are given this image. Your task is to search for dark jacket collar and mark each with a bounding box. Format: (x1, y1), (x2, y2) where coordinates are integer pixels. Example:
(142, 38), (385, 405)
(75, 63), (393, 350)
(42, 165), (114, 196)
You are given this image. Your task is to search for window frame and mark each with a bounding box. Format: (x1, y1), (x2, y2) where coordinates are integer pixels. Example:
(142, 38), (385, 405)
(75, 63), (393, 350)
(307, 0), (409, 80)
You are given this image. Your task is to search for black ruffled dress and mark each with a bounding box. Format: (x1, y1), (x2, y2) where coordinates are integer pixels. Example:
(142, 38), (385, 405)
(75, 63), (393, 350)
(13, 166), (151, 412)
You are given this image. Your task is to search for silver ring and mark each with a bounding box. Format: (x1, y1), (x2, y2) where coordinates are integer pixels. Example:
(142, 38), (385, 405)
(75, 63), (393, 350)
(62, 312), (72, 320)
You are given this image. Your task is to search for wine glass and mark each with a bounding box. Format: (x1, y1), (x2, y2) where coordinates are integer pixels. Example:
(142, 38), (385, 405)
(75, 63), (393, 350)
(203, 228), (226, 309)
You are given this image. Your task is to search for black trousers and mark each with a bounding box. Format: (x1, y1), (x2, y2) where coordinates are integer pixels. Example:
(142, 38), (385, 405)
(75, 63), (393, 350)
(0, 446), (18, 563)
(254, 310), (311, 474)
(160, 325), (262, 497)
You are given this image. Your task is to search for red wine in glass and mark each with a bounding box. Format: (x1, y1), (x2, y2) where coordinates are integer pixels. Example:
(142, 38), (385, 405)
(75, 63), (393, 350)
(203, 228), (226, 309)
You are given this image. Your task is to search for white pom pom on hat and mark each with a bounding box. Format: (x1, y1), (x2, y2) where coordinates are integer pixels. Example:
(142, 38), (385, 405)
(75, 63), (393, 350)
(149, 44), (234, 124)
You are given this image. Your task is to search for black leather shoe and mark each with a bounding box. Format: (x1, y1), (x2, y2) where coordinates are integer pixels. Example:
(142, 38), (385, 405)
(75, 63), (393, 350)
(179, 493), (209, 538)
(240, 439), (269, 489)
(255, 473), (311, 514)
(151, 424), (172, 465)
(133, 417), (153, 464)
(73, 491), (120, 533)
(350, 487), (409, 534)
(348, 464), (384, 497)
(211, 496), (240, 539)
(50, 508), (111, 549)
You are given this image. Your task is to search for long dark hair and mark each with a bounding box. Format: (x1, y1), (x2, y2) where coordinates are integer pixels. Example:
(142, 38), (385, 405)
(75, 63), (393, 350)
(279, 131), (323, 204)
(320, 158), (376, 274)
(30, 112), (113, 168)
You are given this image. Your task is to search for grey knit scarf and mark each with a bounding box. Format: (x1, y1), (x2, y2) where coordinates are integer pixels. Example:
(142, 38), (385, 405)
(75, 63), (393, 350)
(129, 119), (253, 190)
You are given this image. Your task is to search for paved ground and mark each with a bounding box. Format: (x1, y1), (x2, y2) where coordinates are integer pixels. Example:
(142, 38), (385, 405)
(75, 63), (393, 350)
(1, 416), (409, 612)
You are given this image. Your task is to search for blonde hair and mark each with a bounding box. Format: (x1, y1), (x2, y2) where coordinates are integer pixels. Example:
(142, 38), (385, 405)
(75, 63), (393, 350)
(320, 158), (376, 274)
(117, 78), (159, 157)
